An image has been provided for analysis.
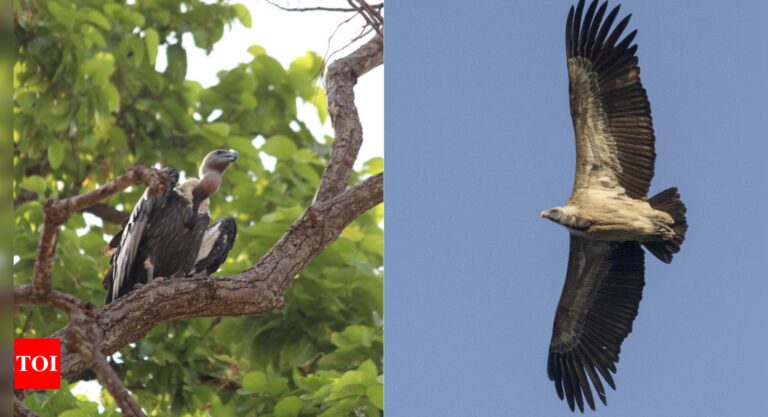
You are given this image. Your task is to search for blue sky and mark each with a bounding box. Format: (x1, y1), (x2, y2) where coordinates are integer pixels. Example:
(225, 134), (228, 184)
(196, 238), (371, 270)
(385, 1), (768, 416)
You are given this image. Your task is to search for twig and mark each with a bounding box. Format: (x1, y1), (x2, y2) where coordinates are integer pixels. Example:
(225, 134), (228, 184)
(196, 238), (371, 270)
(264, 0), (383, 13)
(347, 0), (383, 37)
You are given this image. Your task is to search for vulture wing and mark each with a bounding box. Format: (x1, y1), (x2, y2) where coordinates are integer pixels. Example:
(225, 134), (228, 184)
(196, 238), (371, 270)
(104, 167), (178, 303)
(566, 0), (655, 199)
(548, 235), (645, 411)
(189, 217), (237, 276)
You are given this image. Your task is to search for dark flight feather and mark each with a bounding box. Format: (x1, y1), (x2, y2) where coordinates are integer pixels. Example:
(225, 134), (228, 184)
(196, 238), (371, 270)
(548, 236), (645, 411)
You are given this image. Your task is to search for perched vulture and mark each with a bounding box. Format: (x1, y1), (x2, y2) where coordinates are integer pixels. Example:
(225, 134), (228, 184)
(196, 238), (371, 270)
(103, 149), (239, 303)
(540, 0), (688, 412)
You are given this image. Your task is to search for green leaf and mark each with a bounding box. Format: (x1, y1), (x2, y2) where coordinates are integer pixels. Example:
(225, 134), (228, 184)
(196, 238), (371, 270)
(48, 141), (65, 169)
(309, 88), (328, 124)
(262, 135), (296, 159)
(293, 162), (319, 187)
(165, 45), (187, 83)
(266, 376), (289, 396)
(20, 175), (46, 195)
(248, 45), (266, 57)
(364, 157), (383, 175)
(101, 83), (120, 113)
(233, 4), (252, 28)
(85, 9), (111, 30)
(81, 52), (115, 85)
(241, 371), (267, 393)
(145, 28), (160, 66)
(367, 382), (383, 409)
(202, 122), (231, 138)
(58, 409), (89, 417)
(331, 325), (371, 348)
(274, 396), (303, 417)
(48, 1), (75, 28)
(318, 398), (358, 417)
(358, 360), (378, 381)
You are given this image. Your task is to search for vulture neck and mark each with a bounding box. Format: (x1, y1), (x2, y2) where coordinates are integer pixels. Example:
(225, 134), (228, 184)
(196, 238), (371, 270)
(182, 170), (221, 227)
(192, 171), (221, 209)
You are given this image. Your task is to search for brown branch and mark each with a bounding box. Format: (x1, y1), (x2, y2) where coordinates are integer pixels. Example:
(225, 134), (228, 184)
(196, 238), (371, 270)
(316, 35), (383, 201)
(264, 0), (383, 13)
(83, 203), (128, 225)
(347, 0), (384, 37)
(13, 188), (38, 208)
(56, 173), (382, 379)
(14, 285), (93, 316)
(30, 166), (168, 295)
(90, 354), (146, 416)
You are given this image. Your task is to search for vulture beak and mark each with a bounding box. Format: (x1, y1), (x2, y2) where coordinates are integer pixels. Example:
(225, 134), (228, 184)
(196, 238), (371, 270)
(540, 210), (550, 219)
(227, 150), (239, 162)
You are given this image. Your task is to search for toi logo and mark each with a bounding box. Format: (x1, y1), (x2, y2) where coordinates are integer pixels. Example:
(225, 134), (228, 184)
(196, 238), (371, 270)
(14, 338), (61, 390)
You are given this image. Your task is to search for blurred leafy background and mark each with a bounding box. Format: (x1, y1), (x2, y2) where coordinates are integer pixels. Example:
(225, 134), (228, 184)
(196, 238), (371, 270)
(13, 0), (383, 416)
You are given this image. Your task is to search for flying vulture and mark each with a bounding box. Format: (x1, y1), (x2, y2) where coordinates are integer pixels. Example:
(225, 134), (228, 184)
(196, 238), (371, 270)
(103, 149), (239, 303)
(539, 0), (688, 411)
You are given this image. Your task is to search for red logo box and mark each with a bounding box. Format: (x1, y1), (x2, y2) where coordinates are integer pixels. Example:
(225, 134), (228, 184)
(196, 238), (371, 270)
(14, 338), (61, 390)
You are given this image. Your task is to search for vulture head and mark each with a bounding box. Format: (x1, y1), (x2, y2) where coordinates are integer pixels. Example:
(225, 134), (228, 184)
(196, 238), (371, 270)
(540, 206), (590, 230)
(540, 207), (565, 223)
(200, 149), (239, 177)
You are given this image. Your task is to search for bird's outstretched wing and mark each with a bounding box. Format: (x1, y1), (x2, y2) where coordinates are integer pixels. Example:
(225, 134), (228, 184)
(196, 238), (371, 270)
(104, 167), (179, 303)
(567, 0), (655, 199)
(548, 235), (645, 411)
(188, 216), (237, 276)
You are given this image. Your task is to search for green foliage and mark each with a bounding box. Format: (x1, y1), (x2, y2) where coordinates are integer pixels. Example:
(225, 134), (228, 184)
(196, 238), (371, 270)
(14, 1), (382, 416)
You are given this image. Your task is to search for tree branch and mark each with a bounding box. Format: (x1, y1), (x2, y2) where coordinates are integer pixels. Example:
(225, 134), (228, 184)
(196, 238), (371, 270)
(14, 285), (93, 316)
(90, 354), (146, 416)
(316, 35), (383, 201)
(264, 0), (383, 13)
(13, 188), (38, 208)
(347, 0), (384, 37)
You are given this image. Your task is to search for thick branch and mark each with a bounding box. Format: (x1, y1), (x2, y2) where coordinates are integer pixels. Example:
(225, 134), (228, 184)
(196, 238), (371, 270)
(57, 173), (383, 380)
(316, 35), (383, 201)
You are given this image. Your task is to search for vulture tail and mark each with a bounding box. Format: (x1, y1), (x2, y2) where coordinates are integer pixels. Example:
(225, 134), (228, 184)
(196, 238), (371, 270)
(643, 187), (688, 263)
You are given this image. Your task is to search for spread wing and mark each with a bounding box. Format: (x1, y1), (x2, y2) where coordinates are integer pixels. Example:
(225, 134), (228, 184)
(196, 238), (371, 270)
(104, 167), (178, 303)
(547, 235), (645, 411)
(566, 0), (655, 199)
(189, 216), (237, 276)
